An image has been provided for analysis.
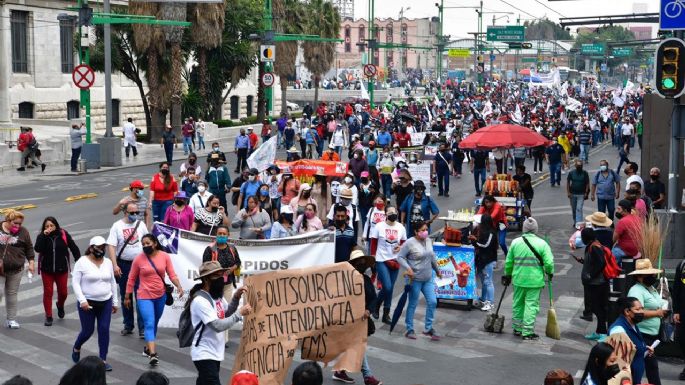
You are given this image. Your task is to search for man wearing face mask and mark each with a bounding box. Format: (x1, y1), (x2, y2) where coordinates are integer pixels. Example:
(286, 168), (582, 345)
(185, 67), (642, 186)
(331, 205), (357, 263)
(612, 200), (642, 260)
(237, 168), (262, 210)
(327, 189), (359, 239)
(189, 181), (213, 213)
(206, 154), (231, 209)
(113, 180), (151, 230)
(234, 129), (251, 173)
(591, 160), (621, 220)
(609, 297), (653, 385)
(643, 167), (666, 210)
(399, 180), (440, 236)
(434, 143), (452, 197)
(206, 142), (226, 167)
(107, 202), (149, 337)
(567, 159), (590, 228)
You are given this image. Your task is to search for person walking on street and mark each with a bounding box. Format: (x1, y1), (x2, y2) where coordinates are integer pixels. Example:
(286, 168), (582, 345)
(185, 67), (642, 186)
(477, 195), (508, 255)
(70, 124), (86, 171)
(578, 126), (592, 164)
(160, 125), (177, 166)
(125, 234), (184, 366)
(16, 126), (45, 172)
(370, 206), (406, 323)
(71, 236), (118, 371)
(434, 143), (452, 197)
(532, 144), (545, 175)
(620, 117), (634, 155)
(196, 119), (206, 151)
(567, 159), (590, 228)
(513, 165), (534, 210)
(107, 202), (149, 337)
(502, 218), (555, 340)
(114, 180), (151, 229)
(206, 143), (227, 167)
(123, 118), (139, 159)
(0, 209), (36, 328)
(398, 221), (442, 341)
(470, 149), (490, 197)
(579, 228), (610, 341)
(261, 119), (272, 144)
(591, 160), (621, 220)
(546, 138), (566, 187)
(468, 214), (498, 312)
(33, 216), (80, 326)
(182, 119), (195, 155)
(247, 127), (259, 156)
(192, 195), (229, 236)
(206, 154), (231, 209)
(399, 180), (440, 236)
(163, 192), (194, 231)
(149, 162), (179, 223)
(231, 196), (272, 240)
(234, 129), (251, 173)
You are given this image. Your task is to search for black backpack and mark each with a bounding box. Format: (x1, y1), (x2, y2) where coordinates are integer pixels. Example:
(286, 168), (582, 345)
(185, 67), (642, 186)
(177, 290), (214, 348)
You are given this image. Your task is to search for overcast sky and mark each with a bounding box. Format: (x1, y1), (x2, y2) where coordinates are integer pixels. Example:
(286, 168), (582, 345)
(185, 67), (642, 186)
(352, 0), (659, 39)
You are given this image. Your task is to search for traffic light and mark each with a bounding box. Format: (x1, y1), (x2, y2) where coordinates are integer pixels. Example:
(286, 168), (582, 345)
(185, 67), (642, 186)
(78, 5), (93, 27)
(655, 38), (685, 99)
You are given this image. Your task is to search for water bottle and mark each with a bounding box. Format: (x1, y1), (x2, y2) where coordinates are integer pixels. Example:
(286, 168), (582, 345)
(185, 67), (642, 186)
(27, 271), (33, 283)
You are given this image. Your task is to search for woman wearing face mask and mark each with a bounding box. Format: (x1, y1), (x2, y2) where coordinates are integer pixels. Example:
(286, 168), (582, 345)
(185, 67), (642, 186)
(349, 149), (369, 185)
(370, 206), (406, 324)
(579, 342), (621, 385)
(125, 234), (184, 366)
(609, 296), (653, 385)
(340, 172), (359, 205)
(579, 228), (610, 341)
(257, 184), (275, 228)
(397, 221), (442, 341)
(163, 192), (194, 231)
(627, 259), (667, 385)
(232, 196), (272, 240)
(392, 168), (414, 209)
(358, 172), (378, 232)
(190, 261), (250, 385)
(34, 216), (80, 326)
(189, 181), (213, 213)
(0, 209), (35, 329)
(271, 206), (298, 239)
(310, 172), (331, 223)
(192, 195), (229, 236)
(149, 162), (179, 223)
(289, 183), (317, 218)
(362, 194), (386, 251)
(379, 146), (395, 198)
(294, 203), (323, 234)
(468, 214), (498, 312)
(278, 172), (301, 206)
(71, 236), (118, 371)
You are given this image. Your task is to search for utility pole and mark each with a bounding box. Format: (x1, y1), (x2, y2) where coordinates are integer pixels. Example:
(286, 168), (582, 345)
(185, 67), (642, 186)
(368, 0), (375, 108)
(264, 0), (274, 115)
(436, 0), (444, 92)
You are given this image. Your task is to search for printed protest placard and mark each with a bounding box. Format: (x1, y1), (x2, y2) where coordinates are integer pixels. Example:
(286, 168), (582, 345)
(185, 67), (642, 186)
(233, 263), (367, 385)
(604, 333), (635, 385)
(407, 163), (432, 196)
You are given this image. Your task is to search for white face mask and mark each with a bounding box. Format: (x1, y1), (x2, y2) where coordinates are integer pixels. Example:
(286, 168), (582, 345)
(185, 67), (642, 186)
(248, 175), (256, 182)
(198, 186), (206, 193)
(344, 177), (352, 184)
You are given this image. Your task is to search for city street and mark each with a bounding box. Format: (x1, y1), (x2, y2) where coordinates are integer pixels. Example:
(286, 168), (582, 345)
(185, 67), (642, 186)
(2, 142), (679, 385)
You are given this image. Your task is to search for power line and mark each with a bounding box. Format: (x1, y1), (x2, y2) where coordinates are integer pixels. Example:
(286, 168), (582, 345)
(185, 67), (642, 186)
(496, 0), (540, 20)
(533, 0), (567, 18)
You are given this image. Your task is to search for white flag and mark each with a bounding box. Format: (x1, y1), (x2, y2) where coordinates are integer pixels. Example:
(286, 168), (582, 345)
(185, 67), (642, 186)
(247, 135), (277, 172)
(361, 83), (370, 101)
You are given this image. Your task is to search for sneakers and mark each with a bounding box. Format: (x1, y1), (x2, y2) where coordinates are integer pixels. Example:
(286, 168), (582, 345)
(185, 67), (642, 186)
(121, 328), (133, 336)
(364, 376), (383, 385)
(404, 330), (417, 340)
(16, 167), (25, 172)
(584, 332), (601, 341)
(422, 329), (441, 341)
(44, 317), (53, 326)
(148, 353), (159, 366)
(104, 363), (113, 372)
(480, 301), (493, 312)
(72, 349), (80, 363)
(513, 330), (522, 337)
(679, 368), (685, 381)
(6, 320), (20, 329)
(381, 308), (391, 325)
(332, 370), (355, 383)
(41, 164), (46, 172)
(522, 333), (540, 341)
(57, 306), (65, 319)
(142, 346), (151, 358)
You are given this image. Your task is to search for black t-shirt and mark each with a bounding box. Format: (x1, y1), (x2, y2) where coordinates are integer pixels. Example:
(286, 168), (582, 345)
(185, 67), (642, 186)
(394, 183), (414, 208)
(202, 245), (240, 284)
(513, 173), (533, 198)
(471, 150), (489, 169)
(644, 180), (665, 209)
(231, 176), (247, 206)
(162, 131), (176, 145)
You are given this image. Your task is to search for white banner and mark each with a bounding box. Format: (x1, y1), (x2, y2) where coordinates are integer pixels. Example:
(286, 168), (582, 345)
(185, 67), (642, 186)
(407, 162), (432, 197)
(152, 223), (336, 328)
(247, 135), (278, 172)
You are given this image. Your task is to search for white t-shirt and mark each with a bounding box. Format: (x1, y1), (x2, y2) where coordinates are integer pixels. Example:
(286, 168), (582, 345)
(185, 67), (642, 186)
(123, 122), (136, 139)
(370, 221), (407, 262)
(621, 123), (634, 136)
(332, 130), (346, 147)
(189, 191), (213, 213)
(180, 162), (203, 180)
(362, 207), (386, 239)
(190, 292), (228, 361)
(71, 257), (119, 306)
(106, 220), (149, 261)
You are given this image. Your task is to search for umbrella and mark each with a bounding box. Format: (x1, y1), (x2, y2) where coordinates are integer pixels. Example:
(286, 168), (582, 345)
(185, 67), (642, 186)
(389, 275), (412, 334)
(458, 123), (550, 150)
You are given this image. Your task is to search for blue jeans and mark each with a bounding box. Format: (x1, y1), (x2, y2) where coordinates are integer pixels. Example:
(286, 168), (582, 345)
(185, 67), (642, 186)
(163, 142), (174, 165)
(406, 279), (437, 333)
(612, 245), (628, 266)
(152, 199), (172, 223)
(597, 198), (616, 220)
(579, 144), (590, 162)
(498, 228), (508, 254)
(183, 136), (193, 154)
(437, 169), (449, 195)
(381, 174), (393, 197)
(70, 147), (81, 171)
(477, 261), (496, 303)
(117, 260), (142, 333)
(277, 131), (284, 148)
(570, 194), (585, 225)
(473, 167), (486, 195)
(549, 162), (561, 186)
(74, 298), (112, 361)
(592, 130), (600, 146)
(361, 353), (372, 378)
(375, 261), (399, 310)
(137, 294), (166, 342)
(197, 135), (205, 150)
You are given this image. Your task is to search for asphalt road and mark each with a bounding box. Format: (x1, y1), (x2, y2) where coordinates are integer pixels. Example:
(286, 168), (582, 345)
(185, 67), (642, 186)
(1, 142), (682, 385)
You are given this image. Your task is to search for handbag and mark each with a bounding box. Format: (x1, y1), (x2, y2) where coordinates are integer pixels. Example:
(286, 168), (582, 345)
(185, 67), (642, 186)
(145, 254), (174, 306)
(384, 260), (400, 270)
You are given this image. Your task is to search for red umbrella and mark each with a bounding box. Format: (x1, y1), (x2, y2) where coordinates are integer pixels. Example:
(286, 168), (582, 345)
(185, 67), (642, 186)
(459, 124), (550, 150)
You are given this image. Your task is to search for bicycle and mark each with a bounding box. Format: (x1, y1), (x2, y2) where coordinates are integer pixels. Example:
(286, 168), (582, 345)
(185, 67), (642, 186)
(665, 0), (685, 19)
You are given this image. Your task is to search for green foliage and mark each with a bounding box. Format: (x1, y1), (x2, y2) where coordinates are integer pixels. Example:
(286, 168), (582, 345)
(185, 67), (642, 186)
(182, 87), (205, 121)
(214, 119), (236, 127)
(573, 25), (636, 69)
(523, 18), (572, 41)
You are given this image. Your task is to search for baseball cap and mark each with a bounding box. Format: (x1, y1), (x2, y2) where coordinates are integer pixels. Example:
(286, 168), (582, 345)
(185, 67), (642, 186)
(89, 236), (106, 246)
(130, 180), (144, 189)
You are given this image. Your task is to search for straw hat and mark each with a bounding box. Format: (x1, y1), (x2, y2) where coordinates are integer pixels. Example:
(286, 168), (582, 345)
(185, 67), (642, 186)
(585, 212), (612, 227)
(195, 261), (229, 280)
(348, 249), (375, 269)
(340, 188), (353, 199)
(628, 259), (663, 276)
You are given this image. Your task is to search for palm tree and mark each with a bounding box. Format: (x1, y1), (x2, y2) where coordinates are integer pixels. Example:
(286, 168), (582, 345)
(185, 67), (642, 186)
(188, 1), (226, 111)
(160, 2), (187, 133)
(273, 0), (305, 115)
(302, 0), (340, 107)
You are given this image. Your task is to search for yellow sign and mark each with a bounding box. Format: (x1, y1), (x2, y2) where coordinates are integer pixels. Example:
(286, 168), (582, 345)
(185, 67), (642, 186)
(448, 49), (470, 58)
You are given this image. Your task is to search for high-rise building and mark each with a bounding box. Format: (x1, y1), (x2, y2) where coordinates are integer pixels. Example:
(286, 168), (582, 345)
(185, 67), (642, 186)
(331, 0), (354, 20)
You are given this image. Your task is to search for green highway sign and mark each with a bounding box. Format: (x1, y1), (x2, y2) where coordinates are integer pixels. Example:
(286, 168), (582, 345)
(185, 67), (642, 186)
(611, 47), (632, 57)
(486, 26), (525, 42)
(581, 43), (605, 55)
(521, 57), (537, 63)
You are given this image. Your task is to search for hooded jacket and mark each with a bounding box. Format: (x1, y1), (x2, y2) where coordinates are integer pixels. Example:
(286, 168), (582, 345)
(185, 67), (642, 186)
(34, 229), (80, 274)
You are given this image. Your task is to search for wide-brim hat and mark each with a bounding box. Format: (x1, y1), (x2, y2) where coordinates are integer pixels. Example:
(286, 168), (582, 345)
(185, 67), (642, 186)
(628, 259), (662, 275)
(287, 146), (299, 153)
(195, 261), (229, 280)
(340, 188), (353, 199)
(585, 212), (612, 227)
(348, 249), (375, 269)
(267, 164), (280, 173)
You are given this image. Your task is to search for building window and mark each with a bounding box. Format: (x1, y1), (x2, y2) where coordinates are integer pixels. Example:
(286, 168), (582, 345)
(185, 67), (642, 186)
(246, 95), (254, 117)
(386, 24), (393, 43)
(111, 99), (120, 127)
(11, 11), (29, 73)
(67, 100), (80, 120)
(401, 23), (408, 44)
(60, 18), (75, 73)
(358, 25), (365, 52)
(230, 96), (239, 119)
(18, 102), (33, 119)
(344, 25), (351, 53)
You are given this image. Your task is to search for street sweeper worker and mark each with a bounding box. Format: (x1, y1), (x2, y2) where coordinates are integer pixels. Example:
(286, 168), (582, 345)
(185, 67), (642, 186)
(501, 217), (555, 341)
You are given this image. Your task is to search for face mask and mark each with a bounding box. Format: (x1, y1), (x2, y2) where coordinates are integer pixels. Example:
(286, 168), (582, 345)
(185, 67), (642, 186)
(340, 198), (351, 206)
(260, 190), (269, 197)
(615, 211), (624, 219)
(189, 159), (196, 165)
(92, 248), (105, 258)
(213, 147), (219, 152)
(651, 174), (659, 180)
(344, 177), (352, 184)
(209, 277), (225, 299)
(631, 311), (645, 324)
(600, 165), (608, 172)
(305, 211), (315, 220)
(248, 175), (256, 182)
(353, 154), (359, 159)
(387, 214), (398, 222)
(216, 235), (228, 244)
(142, 246), (154, 256)
(369, 145), (375, 149)
(175, 199), (185, 206)
(127, 214), (138, 223)
(335, 219), (347, 227)
(136, 190), (144, 198)
(161, 169), (170, 176)
(602, 364), (621, 381)
(361, 178), (369, 183)
(375, 203), (384, 210)
(575, 165), (583, 171)
(643, 275), (658, 287)
(198, 186), (206, 193)
(417, 230), (429, 239)
(9, 225), (20, 234)
(211, 207), (219, 213)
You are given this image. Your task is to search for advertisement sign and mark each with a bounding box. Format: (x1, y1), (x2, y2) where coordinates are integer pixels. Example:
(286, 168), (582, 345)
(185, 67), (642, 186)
(433, 244), (477, 301)
(274, 159), (349, 177)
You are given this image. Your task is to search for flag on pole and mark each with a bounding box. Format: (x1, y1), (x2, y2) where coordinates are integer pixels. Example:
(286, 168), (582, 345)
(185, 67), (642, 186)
(247, 135), (278, 172)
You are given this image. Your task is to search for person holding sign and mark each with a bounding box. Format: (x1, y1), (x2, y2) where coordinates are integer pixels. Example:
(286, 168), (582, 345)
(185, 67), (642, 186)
(189, 261), (251, 385)
(579, 342), (622, 385)
(608, 297), (653, 385)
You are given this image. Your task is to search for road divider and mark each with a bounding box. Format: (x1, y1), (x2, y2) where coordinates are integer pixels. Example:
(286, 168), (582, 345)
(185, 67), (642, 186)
(65, 193), (98, 202)
(0, 204), (37, 215)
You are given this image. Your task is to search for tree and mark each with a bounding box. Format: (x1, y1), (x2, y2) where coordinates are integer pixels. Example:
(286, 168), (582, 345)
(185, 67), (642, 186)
(273, 0), (305, 115)
(524, 18), (572, 41)
(160, 2), (187, 134)
(573, 25), (636, 71)
(302, 0), (340, 107)
(188, 2), (225, 103)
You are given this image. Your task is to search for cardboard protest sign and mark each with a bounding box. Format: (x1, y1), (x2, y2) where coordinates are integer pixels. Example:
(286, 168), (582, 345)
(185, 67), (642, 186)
(233, 263), (368, 385)
(604, 333), (635, 385)
(407, 163), (432, 196)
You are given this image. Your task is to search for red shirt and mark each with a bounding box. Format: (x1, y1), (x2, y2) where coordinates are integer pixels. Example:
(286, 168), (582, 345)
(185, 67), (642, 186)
(17, 132), (33, 152)
(615, 214), (642, 257)
(394, 132), (411, 147)
(477, 202), (508, 226)
(126, 251), (178, 300)
(248, 132), (259, 148)
(150, 173), (178, 202)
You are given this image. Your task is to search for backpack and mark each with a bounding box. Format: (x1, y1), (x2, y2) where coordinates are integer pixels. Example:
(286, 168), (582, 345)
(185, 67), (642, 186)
(27, 135), (38, 151)
(177, 290), (214, 348)
(595, 241), (621, 279)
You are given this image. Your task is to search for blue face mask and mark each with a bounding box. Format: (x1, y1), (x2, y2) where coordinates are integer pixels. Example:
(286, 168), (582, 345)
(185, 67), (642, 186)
(128, 214), (138, 223)
(260, 190), (269, 197)
(216, 236), (228, 244)
(136, 190), (144, 198)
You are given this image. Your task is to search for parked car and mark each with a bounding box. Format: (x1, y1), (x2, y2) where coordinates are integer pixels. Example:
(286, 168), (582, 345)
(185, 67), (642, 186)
(286, 101), (301, 112)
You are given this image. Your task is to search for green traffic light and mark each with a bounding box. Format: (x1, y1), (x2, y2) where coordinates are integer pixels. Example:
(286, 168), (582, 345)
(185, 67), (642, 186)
(663, 78), (676, 89)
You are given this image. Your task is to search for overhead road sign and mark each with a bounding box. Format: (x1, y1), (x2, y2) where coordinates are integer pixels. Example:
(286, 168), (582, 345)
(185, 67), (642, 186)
(612, 47), (633, 57)
(507, 42), (533, 49)
(486, 26), (524, 42)
(581, 43), (605, 55)
(448, 49), (470, 58)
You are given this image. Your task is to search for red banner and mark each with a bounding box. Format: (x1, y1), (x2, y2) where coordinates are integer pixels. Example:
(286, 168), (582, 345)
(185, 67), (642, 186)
(275, 159), (348, 177)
